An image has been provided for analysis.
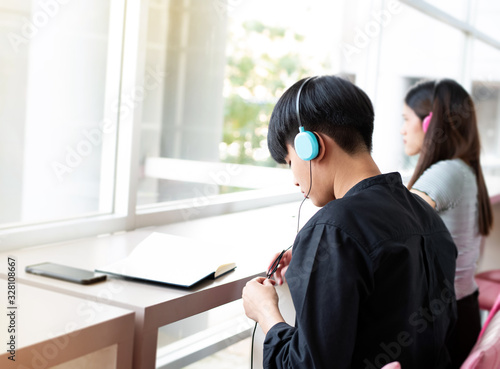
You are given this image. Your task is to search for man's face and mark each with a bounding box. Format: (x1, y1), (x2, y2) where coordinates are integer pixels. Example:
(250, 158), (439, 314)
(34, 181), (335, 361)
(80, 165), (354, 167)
(285, 144), (330, 207)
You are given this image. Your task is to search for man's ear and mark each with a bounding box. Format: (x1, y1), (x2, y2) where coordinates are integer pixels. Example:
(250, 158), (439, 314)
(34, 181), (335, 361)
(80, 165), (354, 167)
(312, 132), (326, 161)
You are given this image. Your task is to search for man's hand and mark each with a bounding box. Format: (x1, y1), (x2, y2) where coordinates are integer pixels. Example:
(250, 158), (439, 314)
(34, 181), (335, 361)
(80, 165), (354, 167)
(267, 249), (292, 285)
(242, 277), (285, 334)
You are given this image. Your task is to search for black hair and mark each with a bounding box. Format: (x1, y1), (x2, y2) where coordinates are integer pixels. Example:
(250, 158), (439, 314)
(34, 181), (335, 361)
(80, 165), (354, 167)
(267, 75), (374, 164)
(404, 80), (435, 121)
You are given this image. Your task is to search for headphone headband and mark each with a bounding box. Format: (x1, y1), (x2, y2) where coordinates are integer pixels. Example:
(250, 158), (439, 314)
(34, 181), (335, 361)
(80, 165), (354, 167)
(294, 76), (319, 161)
(295, 76), (316, 128)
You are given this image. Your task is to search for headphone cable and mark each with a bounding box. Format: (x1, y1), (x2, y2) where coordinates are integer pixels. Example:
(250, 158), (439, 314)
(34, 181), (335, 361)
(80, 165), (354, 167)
(250, 160), (312, 368)
(297, 160), (313, 233)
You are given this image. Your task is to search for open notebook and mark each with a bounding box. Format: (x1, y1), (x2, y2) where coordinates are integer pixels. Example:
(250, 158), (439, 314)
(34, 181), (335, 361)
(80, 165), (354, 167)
(95, 232), (236, 288)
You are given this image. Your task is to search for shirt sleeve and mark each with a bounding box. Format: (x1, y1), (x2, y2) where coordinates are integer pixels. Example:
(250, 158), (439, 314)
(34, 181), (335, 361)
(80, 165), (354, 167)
(412, 160), (466, 212)
(262, 223), (373, 369)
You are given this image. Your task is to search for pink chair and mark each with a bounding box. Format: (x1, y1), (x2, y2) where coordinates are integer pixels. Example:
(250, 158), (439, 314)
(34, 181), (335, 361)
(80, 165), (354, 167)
(460, 292), (500, 368)
(478, 290), (500, 341)
(381, 293), (500, 369)
(381, 363), (400, 369)
(475, 270), (500, 311)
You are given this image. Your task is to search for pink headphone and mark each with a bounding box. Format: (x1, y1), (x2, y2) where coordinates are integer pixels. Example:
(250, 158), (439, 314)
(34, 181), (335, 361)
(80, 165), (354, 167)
(422, 112), (433, 133)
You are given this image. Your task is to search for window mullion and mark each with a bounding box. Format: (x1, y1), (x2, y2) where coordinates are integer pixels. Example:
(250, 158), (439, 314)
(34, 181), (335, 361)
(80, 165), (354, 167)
(400, 0), (500, 50)
(114, 0), (151, 231)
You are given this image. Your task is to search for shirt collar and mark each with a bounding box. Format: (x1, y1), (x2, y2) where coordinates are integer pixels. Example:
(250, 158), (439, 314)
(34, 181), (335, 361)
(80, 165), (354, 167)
(343, 172), (403, 198)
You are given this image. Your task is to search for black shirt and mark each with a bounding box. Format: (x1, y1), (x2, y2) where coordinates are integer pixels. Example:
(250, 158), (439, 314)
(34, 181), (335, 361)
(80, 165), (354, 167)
(263, 173), (457, 369)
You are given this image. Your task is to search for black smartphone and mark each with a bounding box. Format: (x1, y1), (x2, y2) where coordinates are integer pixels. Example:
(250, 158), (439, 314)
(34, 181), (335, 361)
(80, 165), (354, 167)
(25, 262), (107, 285)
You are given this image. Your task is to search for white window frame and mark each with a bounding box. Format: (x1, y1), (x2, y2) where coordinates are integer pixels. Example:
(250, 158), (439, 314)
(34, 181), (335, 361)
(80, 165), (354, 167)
(0, 0), (138, 250)
(2, 0), (500, 251)
(0, 0), (301, 250)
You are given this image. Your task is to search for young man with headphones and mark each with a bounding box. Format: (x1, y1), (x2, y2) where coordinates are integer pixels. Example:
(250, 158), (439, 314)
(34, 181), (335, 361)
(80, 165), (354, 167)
(242, 76), (458, 369)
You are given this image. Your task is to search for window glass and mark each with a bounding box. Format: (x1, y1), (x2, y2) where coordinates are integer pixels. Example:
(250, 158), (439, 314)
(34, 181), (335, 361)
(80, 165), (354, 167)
(0, 0), (116, 226)
(2, 0), (499, 242)
(471, 40), (500, 173)
(422, 0), (470, 22)
(372, 2), (465, 176)
(136, 0), (348, 207)
(474, 0), (500, 40)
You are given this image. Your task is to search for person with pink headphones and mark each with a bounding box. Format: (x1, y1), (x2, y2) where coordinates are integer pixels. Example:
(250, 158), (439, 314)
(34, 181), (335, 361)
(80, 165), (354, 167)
(401, 78), (494, 368)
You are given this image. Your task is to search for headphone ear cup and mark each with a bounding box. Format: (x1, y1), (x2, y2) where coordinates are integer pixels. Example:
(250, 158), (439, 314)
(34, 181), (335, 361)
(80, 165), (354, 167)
(295, 130), (319, 161)
(422, 112), (433, 133)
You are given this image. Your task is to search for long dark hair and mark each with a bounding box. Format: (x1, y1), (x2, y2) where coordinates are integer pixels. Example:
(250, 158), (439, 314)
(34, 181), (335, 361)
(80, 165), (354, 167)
(407, 79), (493, 235)
(405, 80), (435, 120)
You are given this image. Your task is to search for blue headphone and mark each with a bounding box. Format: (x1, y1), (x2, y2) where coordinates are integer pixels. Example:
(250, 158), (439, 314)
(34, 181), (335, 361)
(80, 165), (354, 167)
(294, 77), (320, 161)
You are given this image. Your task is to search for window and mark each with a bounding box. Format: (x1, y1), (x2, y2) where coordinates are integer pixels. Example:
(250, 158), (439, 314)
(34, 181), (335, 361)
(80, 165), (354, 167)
(471, 40), (500, 174)
(421, 0), (470, 21)
(473, 0), (500, 38)
(0, 0), (118, 227)
(136, 0), (347, 212)
(371, 2), (466, 175)
(1, 0), (500, 249)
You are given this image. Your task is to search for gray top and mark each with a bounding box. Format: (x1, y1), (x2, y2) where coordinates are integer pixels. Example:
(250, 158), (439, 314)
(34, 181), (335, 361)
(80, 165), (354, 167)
(414, 158), (482, 300)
